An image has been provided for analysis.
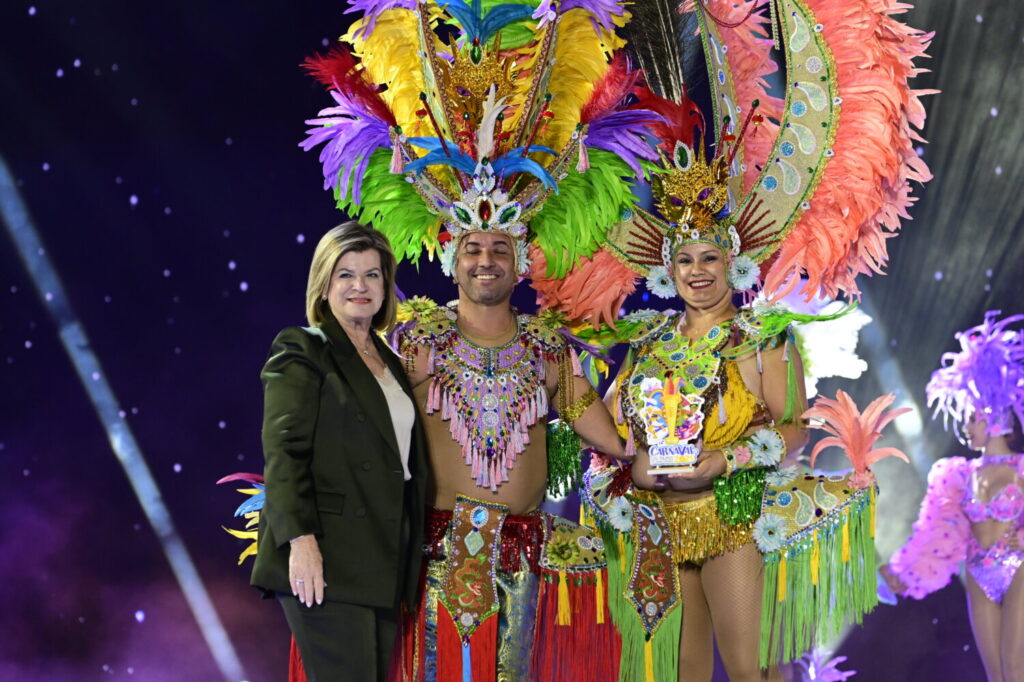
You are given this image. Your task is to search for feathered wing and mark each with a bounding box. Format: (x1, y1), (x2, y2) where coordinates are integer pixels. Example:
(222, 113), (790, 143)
(755, 0), (934, 300)
(529, 246), (638, 329)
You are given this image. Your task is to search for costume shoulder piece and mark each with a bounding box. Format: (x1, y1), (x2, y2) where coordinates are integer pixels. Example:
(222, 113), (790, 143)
(519, 313), (569, 358)
(395, 299), (458, 349)
(623, 310), (677, 348)
(733, 307), (787, 350)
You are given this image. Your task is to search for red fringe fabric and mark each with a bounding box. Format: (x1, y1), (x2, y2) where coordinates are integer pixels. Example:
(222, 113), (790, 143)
(288, 636), (307, 682)
(435, 602), (499, 682)
(531, 571), (622, 681)
(387, 600), (421, 682)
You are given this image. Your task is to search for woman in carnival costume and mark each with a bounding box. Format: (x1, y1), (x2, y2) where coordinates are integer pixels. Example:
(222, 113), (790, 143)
(548, 0), (932, 679)
(883, 312), (1024, 682)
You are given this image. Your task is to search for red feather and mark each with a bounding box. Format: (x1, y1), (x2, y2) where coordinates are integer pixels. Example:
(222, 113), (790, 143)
(581, 53), (642, 123)
(631, 87), (704, 151)
(302, 44), (396, 127)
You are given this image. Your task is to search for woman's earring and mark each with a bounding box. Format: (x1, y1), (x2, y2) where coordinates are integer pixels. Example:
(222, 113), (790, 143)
(321, 294), (327, 301)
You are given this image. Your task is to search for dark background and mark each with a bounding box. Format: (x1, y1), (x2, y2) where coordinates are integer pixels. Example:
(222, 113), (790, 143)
(1, 1), (1021, 680)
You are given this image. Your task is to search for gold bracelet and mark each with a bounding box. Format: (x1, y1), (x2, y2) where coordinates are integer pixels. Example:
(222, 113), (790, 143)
(561, 386), (597, 423)
(721, 444), (737, 476)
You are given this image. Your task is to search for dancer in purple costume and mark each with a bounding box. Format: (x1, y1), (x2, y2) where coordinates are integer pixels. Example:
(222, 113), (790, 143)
(883, 312), (1024, 682)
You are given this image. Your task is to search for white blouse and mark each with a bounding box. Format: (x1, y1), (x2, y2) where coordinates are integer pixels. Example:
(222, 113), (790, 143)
(374, 367), (414, 481)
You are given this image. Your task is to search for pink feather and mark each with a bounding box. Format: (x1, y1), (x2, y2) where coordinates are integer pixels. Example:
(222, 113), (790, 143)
(803, 390), (911, 475)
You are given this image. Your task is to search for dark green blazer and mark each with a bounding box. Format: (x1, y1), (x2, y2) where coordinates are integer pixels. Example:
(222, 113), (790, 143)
(250, 308), (427, 610)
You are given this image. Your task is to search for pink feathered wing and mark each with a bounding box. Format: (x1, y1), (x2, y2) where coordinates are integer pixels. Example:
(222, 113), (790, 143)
(763, 0), (935, 300)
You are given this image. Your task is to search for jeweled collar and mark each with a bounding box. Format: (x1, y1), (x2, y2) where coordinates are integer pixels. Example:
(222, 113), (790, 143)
(400, 304), (567, 490)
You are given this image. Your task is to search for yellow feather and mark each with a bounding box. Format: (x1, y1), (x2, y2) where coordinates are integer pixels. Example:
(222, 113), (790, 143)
(236, 543), (258, 566)
(223, 526), (257, 540)
(538, 9), (626, 152)
(344, 11), (429, 138)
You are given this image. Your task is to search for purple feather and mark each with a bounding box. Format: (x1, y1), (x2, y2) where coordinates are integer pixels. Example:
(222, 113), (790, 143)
(300, 88), (392, 203)
(561, 0), (627, 33)
(926, 311), (1024, 437)
(584, 109), (663, 177)
(344, 0), (417, 38)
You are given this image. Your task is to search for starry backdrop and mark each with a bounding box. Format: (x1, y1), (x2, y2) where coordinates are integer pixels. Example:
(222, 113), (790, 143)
(0, 1), (1021, 681)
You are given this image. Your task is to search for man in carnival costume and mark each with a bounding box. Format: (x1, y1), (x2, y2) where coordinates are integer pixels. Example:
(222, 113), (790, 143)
(295, 0), (667, 679)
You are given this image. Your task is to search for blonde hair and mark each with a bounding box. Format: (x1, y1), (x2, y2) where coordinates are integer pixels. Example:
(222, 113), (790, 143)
(305, 221), (398, 331)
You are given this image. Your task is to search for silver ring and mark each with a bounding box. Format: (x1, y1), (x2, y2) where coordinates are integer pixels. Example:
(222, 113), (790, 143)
(294, 578), (305, 583)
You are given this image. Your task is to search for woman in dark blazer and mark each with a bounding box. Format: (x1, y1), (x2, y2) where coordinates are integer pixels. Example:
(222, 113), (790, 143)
(251, 221), (427, 682)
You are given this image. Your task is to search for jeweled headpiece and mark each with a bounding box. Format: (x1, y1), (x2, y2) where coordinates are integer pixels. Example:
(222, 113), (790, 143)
(926, 311), (1024, 439)
(653, 139), (737, 260)
(301, 0), (660, 280)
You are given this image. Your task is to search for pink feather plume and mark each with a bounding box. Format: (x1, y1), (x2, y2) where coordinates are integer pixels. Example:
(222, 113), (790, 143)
(803, 390), (911, 487)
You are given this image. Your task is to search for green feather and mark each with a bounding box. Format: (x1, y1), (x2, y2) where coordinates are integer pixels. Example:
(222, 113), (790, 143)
(482, 0), (541, 51)
(531, 150), (647, 278)
(333, 149), (438, 265)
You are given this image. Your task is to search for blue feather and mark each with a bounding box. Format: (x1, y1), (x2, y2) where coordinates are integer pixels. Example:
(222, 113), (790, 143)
(406, 149), (478, 176)
(234, 488), (265, 517)
(492, 156), (557, 190)
(442, 0), (534, 42)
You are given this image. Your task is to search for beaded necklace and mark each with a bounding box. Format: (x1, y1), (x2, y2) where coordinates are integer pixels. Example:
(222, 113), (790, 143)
(400, 305), (566, 490)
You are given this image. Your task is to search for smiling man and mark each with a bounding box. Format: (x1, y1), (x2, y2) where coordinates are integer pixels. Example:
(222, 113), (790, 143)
(388, 228), (628, 681)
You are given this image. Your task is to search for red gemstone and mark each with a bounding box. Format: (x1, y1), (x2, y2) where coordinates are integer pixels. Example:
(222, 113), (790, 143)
(478, 201), (492, 221)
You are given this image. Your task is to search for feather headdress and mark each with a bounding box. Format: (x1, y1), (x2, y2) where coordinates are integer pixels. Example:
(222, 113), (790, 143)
(926, 311), (1024, 438)
(301, 0), (662, 278)
(537, 0), (933, 326)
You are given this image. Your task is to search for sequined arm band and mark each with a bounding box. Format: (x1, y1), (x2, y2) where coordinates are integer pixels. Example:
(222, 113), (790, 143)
(561, 386), (598, 423)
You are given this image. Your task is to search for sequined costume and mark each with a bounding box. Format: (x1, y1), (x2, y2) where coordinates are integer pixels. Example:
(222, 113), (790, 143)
(584, 309), (881, 677)
(388, 305), (620, 682)
(393, 498), (617, 682)
(390, 301), (590, 496)
(890, 454), (1024, 604)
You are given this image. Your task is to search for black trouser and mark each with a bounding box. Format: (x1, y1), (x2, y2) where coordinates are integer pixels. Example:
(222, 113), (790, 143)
(279, 595), (399, 682)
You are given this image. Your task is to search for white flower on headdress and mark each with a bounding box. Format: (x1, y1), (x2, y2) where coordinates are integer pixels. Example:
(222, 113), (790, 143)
(514, 238), (532, 276)
(748, 428), (786, 466)
(439, 241), (457, 278)
(728, 254), (759, 291)
(766, 465), (800, 487)
(606, 496), (634, 533)
(646, 266), (677, 299)
(752, 513), (789, 553)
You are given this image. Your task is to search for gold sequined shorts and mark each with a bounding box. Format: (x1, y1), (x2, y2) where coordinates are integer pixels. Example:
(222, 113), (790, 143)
(662, 493), (754, 565)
